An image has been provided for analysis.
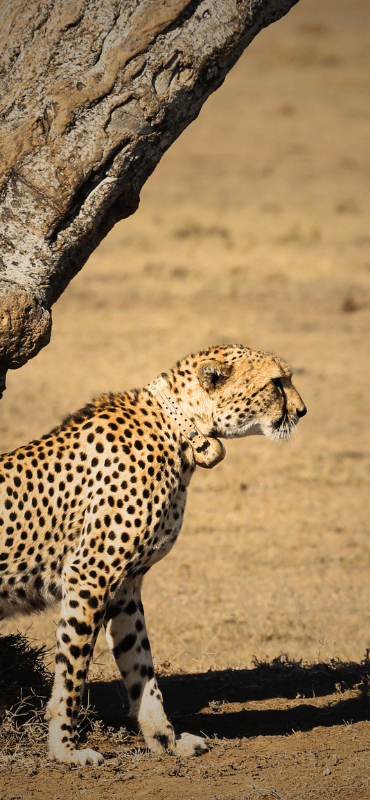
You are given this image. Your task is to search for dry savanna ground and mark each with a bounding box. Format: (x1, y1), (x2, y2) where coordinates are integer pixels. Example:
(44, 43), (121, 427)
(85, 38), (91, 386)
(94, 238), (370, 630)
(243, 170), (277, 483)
(1, 0), (370, 797)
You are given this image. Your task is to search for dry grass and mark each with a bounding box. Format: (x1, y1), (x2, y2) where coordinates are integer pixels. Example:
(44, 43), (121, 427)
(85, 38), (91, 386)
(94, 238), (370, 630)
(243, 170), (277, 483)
(0, 0), (370, 794)
(1, 633), (370, 767)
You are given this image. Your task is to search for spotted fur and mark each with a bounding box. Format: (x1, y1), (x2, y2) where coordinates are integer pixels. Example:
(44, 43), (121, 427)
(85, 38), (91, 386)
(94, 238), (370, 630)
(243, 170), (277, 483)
(0, 344), (306, 765)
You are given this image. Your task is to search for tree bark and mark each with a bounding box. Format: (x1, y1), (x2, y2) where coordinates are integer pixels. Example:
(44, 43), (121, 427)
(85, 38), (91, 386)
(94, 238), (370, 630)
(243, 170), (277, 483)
(0, 0), (299, 393)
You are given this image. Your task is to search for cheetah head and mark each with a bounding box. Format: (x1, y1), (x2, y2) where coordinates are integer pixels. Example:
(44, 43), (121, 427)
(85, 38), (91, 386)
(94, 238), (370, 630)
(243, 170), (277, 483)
(167, 344), (306, 443)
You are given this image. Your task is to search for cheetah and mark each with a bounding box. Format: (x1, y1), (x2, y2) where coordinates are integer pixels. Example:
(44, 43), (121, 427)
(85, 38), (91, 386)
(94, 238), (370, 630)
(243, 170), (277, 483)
(0, 344), (306, 765)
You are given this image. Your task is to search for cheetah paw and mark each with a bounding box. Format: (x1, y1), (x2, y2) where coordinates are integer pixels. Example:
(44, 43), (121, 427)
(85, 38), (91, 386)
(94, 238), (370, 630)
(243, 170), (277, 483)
(71, 748), (105, 766)
(173, 732), (209, 757)
(52, 748), (105, 766)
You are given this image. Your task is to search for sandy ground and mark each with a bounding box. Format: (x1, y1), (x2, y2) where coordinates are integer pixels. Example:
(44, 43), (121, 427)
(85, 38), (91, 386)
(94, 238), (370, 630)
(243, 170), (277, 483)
(1, 0), (370, 796)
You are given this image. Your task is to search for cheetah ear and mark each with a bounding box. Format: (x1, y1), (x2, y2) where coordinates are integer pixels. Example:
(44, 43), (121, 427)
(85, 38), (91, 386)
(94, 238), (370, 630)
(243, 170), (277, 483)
(197, 360), (233, 391)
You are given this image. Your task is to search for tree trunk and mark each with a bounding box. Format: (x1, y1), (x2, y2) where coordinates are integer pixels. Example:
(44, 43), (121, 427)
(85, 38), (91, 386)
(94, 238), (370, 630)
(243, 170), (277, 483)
(0, 0), (299, 394)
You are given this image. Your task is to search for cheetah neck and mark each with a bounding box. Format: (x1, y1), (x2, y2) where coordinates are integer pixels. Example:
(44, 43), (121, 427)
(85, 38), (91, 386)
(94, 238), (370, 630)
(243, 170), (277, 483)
(146, 375), (225, 469)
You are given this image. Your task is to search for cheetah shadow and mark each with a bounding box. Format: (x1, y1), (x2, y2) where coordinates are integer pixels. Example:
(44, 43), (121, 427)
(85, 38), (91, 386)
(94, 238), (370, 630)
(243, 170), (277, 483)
(1, 636), (369, 741)
(86, 656), (370, 741)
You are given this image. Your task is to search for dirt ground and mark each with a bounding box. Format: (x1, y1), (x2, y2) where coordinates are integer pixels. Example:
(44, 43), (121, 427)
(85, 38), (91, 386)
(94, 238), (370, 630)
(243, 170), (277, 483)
(1, 0), (370, 796)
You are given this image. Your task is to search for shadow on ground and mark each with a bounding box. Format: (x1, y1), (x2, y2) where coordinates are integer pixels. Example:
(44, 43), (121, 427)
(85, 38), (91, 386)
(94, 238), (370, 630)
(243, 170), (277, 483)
(2, 635), (370, 743)
(87, 654), (370, 740)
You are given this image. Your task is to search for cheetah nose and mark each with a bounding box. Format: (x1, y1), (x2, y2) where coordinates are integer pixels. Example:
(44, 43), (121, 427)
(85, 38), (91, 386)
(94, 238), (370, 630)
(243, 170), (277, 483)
(296, 405), (307, 418)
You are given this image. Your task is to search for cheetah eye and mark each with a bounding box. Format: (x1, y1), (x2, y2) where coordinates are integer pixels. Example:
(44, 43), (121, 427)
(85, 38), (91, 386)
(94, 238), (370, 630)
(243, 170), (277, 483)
(272, 377), (284, 394)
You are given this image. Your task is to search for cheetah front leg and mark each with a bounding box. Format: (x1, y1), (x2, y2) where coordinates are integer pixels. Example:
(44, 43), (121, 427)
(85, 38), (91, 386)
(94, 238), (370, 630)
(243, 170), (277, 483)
(104, 577), (208, 757)
(46, 571), (105, 765)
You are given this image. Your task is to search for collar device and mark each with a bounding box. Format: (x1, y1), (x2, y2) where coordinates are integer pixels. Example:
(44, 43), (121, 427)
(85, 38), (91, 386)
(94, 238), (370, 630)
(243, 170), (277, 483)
(146, 375), (225, 469)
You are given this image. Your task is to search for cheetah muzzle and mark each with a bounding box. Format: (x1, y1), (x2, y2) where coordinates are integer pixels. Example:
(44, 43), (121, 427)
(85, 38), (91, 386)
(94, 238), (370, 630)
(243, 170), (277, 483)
(0, 344), (306, 765)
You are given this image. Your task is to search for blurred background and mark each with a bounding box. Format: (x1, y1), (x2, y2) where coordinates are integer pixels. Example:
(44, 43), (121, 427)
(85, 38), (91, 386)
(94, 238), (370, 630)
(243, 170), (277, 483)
(1, 0), (369, 672)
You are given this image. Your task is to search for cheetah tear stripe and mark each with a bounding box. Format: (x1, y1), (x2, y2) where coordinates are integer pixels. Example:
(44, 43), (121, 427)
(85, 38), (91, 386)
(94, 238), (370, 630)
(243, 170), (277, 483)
(0, 344), (306, 765)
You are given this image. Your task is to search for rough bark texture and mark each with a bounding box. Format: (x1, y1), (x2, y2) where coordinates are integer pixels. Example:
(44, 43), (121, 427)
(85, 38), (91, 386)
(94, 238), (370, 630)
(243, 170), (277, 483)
(0, 0), (299, 391)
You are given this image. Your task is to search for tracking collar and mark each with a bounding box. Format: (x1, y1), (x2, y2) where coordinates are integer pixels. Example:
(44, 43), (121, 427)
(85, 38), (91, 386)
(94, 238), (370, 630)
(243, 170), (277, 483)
(146, 375), (225, 469)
